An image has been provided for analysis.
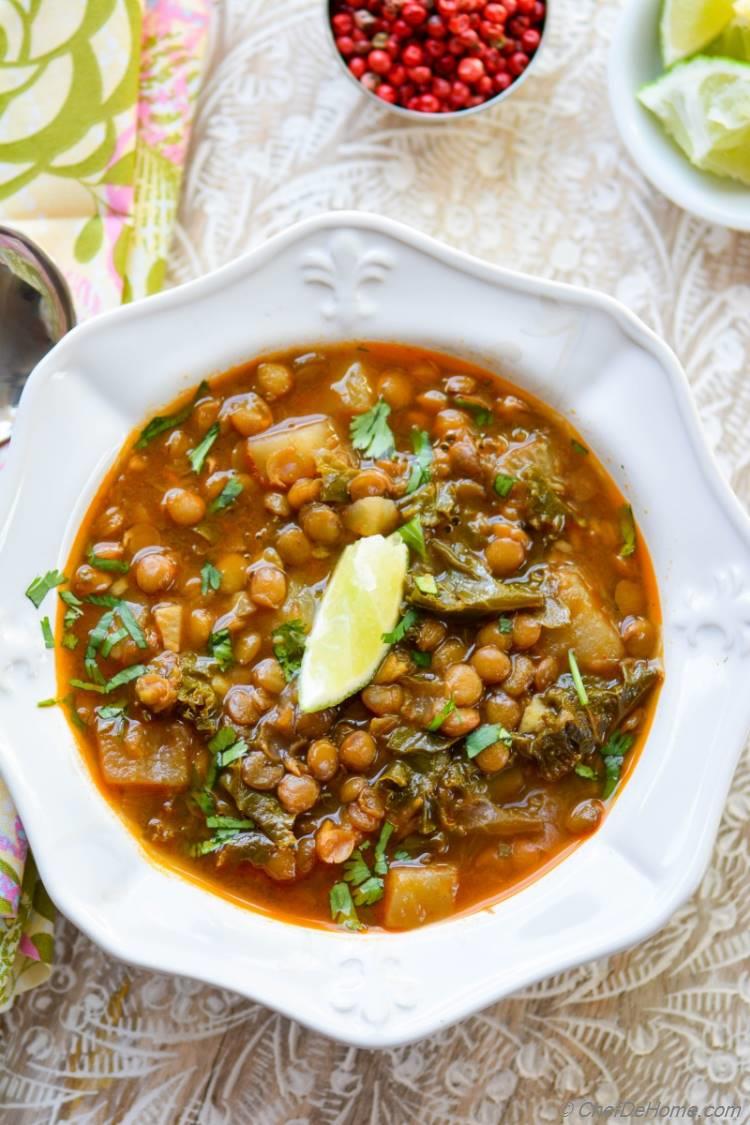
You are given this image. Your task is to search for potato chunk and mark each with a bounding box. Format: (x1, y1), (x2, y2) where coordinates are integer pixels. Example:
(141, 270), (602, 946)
(246, 415), (339, 481)
(383, 864), (459, 930)
(96, 720), (190, 789)
(545, 566), (623, 671)
(153, 603), (183, 652)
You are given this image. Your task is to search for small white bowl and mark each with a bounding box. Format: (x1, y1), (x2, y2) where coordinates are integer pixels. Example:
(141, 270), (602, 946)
(2, 213), (750, 1048)
(608, 0), (750, 231)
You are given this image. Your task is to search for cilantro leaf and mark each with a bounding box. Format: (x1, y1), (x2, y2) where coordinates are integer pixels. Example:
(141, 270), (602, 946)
(465, 723), (512, 759)
(398, 515), (427, 559)
(498, 615), (512, 634)
(454, 398), (493, 427)
(40, 617), (54, 649)
(571, 439), (589, 456)
(104, 664), (148, 693)
(406, 428), (433, 494)
(135, 380), (210, 449)
(373, 821), (395, 877)
(350, 399), (395, 460)
(86, 549), (129, 574)
(330, 882), (363, 930)
(208, 628), (233, 671)
(343, 850), (372, 888)
(25, 570), (66, 609)
(493, 474), (516, 499)
(428, 699), (456, 732)
(599, 730), (634, 799)
(272, 620), (306, 681)
(567, 649), (588, 707)
(575, 763), (598, 780)
(411, 650), (431, 668)
(619, 504), (637, 558)
(353, 876), (385, 906)
(209, 726), (247, 767)
(382, 608), (419, 645)
(200, 561), (222, 596)
(208, 477), (243, 515)
(188, 423), (219, 474)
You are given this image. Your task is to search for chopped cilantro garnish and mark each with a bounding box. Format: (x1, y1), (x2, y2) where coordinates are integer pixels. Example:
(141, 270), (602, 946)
(411, 650), (431, 668)
(414, 574), (437, 595)
(97, 703), (127, 721)
(398, 514), (427, 559)
(209, 726), (247, 767)
(350, 399), (395, 460)
(575, 763), (598, 780)
(353, 876), (385, 906)
(40, 617), (54, 649)
(206, 816), (254, 830)
(188, 423), (219, 474)
(619, 504), (637, 558)
(100, 627), (129, 658)
(208, 477), (243, 515)
(330, 882), (363, 930)
(571, 439), (589, 456)
(406, 428), (433, 494)
(343, 850), (371, 888)
(393, 849), (411, 862)
(86, 595), (147, 649)
(25, 570), (65, 609)
(272, 620), (307, 681)
(567, 649), (588, 707)
(62, 634), (79, 651)
(343, 847), (385, 908)
(373, 821), (395, 877)
(200, 561), (222, 596)
(104, 664), (148, 693)
(465, 723), (512, 759)
(60, 589), (83, 643)
(69, 678), (106, 694)
(428, 699), (456, 732)
(382, 608), (419, 645)
(37, 698), (58, 709)
(600, 730), (634, 799)
(498, 615), (512, 634)
(493, 474), (516, 499)
(208, 628), (233, 671)
(191, 789), (215, 817)
(135, 380), (210, 449)
(86, 549), (129, 574)
(454, 398), (493, 427)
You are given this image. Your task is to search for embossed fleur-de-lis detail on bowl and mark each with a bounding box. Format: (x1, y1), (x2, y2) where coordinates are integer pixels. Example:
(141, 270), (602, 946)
(301, 231), (394, 331)
(329, 954), (418, 1026)
(675, 566), (750, 657)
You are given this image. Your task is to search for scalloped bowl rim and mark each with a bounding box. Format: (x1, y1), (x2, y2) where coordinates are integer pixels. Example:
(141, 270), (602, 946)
(0, 212), (749, 1048)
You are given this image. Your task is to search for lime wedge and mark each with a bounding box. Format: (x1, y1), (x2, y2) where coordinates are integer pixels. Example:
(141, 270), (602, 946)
(661, 0), (734, 65)
(639, 57), (750, 185)
(707, 13), (750, 60)
(298, 534), (408, 713)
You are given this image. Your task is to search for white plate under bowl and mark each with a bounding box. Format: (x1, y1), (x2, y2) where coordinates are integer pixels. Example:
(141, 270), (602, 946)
(608, 0), (750, 231)
(1, 213), (750, 1048)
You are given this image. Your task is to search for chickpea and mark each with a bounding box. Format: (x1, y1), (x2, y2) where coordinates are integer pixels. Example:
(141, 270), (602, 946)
(96, 506), (125, 537)
(235, 630), (262, 665)
(216, 552), (248, 594)
(124, 522), (161, 554)
(265, 446), (316, 490)
(483, 690), (523, 730)
(512, 839), (545, 870)
(276, 525), (312, 567)
(441, 706), (481, 738)
(193, 398), (220, 431)
(228, 393), (273, 436)
(135, 673), (177, 713)
(534, 655), (558, 692)
(134, 552), (177, 594)
(240, 751), (284, 791)
(416, 389), (448, 414)
(444, 374), (476, 397)
(277, 773), (320, 814)
(296, 708), (337, 740)
(432, 408), (471, 439)
(307, 739), (339, 782)
(299, 503), (342, 545)
(340, 775), (366, 803)
(444, 663), (483, 707)
(565, 799), (605, 835)
(252, 657), (286, 694)
(163, 488), (206, 527)
(166, 429), (191, 458)
(182, 610), (211, 651)
(73, 563), (112, 597)
(296, 835), (317, 877)
(470, 645), (511, 684)
(622, 616), (656, 658)
(250, 565), (287, 609)
(316, 820), (357, 864)
(512, 614), (542, 650)
(224, 685), (272, 725)
(377, 369), (413, 409)
(432, 637), (467, 674)
(287, 477), (322, 509)
(476, 620), (513, 651)
(346, 785), (385, 833)
(349, 468), (391, 500)
(375, 651), (411, 684)
(486, 537), (526, 577)
(339, 730), (377, 772)
(502, 655), (535, 698)
(344, 497), (399, 537)
(264, 491), (290, 518)
(361, 684), (404, 715)
(622, 707), (644, 734)
(476, 741), (511, 774)
(615, 579), (646, 616)
(448, 439), (481, 480)
(416, 618), (447, 652)
(257, 362), (293, 400)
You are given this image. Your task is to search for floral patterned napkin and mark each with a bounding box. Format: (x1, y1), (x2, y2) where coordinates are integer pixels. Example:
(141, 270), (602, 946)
(0, 0), (212, 1010)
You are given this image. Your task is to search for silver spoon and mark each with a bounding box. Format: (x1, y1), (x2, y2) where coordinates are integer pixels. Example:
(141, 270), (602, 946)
(0, 226), (76, 446)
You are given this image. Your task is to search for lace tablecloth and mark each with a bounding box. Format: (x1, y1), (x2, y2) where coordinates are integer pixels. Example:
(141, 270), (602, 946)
(2, 0), (750, 1119)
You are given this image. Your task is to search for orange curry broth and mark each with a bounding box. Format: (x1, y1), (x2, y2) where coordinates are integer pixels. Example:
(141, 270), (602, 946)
(57, 342), (662, 932)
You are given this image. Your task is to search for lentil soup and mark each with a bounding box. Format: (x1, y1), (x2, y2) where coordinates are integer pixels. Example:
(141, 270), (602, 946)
(54, 343), (662, 932)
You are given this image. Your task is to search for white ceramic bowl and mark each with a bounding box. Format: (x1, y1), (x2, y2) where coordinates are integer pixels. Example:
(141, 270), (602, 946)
(2, 213), (750, 1048)
(609, 0), (750, 231)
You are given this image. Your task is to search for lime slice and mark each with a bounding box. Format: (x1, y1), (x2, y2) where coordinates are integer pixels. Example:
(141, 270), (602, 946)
(661, 0), (734, 65)
(298, 533), (408, 713)
(708, 14), (750, 60)
(639, 56), (750, 185)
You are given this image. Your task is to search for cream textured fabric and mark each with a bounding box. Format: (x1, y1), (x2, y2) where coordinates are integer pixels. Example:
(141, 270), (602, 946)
(1, 0), (749, 1118)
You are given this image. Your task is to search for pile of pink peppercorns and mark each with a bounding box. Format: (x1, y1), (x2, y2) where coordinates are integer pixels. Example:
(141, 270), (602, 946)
(329, 0), (546, 113)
